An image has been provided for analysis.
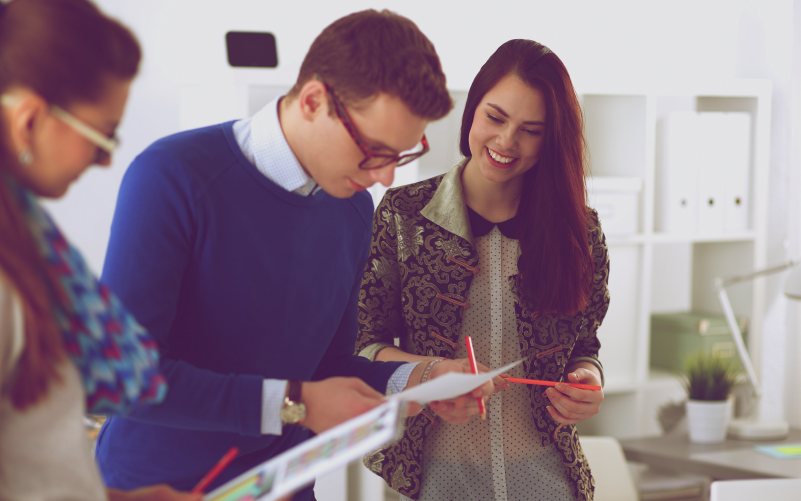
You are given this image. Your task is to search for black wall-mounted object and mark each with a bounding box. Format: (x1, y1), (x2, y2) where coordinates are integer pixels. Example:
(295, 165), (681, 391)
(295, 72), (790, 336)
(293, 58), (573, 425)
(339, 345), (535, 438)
(226, 31), (278, 68)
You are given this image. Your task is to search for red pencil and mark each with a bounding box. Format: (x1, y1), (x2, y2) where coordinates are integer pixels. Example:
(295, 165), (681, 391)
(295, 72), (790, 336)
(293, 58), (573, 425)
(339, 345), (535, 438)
(506, 377), (601, 391)
(191, 446), (239, 494)
(464, 336), (486, 420)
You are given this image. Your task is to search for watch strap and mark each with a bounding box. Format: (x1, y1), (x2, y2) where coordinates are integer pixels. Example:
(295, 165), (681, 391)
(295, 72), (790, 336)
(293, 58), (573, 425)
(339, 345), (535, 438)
(287, 379), (302, 404)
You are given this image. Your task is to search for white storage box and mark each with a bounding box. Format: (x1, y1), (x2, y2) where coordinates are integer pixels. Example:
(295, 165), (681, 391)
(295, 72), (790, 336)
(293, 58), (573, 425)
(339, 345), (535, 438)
(587, 176), (642, 235)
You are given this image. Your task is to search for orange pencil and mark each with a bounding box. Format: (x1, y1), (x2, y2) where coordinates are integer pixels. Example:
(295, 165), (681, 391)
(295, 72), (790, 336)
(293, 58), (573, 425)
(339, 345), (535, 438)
(506, 377), (601, 391)
(191, 446), (239, 494)
(464, 336), (486, 420)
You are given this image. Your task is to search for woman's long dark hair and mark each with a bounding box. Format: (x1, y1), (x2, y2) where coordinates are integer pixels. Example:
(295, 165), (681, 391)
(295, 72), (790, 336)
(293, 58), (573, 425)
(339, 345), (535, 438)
(460, 39), (593, 316)
(0, 0), (141, 410)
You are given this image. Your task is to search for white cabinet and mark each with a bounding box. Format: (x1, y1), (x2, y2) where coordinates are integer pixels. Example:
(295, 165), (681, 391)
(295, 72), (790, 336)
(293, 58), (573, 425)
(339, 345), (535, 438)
(420, 79), (771, 439)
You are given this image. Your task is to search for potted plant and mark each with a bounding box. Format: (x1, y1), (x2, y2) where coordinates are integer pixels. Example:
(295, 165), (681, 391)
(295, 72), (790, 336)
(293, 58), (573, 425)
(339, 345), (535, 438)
(682, 350), (738, 443)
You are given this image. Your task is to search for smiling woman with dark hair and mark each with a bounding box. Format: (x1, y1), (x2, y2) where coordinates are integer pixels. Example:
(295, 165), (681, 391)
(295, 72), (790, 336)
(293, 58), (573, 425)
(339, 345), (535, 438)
(357, 39), (611, 501)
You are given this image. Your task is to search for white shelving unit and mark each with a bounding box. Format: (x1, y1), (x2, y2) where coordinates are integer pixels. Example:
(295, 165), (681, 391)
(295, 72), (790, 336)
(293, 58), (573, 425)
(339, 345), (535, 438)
(418, 79), (772, 439)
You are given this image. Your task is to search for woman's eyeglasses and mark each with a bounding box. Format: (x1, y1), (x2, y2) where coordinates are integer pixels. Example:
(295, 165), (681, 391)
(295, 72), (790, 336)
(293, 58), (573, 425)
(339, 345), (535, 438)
(1, 93), (118, 165)
(316, 75), (429, 170)
(49, 105), (118, 165)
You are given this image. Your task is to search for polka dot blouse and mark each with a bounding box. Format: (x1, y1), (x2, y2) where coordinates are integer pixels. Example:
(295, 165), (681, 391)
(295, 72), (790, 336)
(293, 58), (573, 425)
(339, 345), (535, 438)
(401, 226), (574, 501)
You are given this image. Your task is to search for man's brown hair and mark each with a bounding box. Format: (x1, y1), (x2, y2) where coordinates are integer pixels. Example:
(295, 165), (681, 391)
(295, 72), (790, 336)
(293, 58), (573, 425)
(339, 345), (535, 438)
(289, 9), (452, 120)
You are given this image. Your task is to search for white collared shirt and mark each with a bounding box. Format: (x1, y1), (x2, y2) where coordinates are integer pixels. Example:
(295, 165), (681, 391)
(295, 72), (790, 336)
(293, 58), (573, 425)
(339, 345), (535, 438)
(232, 97), (416, 435)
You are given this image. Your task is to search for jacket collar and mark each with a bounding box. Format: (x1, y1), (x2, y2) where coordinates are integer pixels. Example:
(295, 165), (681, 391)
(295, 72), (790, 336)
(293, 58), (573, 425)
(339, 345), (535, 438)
(420, 158), (475, 246)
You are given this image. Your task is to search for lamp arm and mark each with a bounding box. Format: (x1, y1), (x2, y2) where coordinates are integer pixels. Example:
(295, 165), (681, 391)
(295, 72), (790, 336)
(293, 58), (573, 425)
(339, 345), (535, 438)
(717, 259), (799, 288)
(715, 286), (761, 399)
(712, 258), (799, 401)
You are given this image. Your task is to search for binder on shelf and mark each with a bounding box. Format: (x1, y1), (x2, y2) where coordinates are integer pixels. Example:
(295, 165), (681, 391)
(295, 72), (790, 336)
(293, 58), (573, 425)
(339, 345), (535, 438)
(656, 111), (752, 236)
(696, 113), (727, 235)
(721, 113), (751, 233)
(656, 112), (698, 234)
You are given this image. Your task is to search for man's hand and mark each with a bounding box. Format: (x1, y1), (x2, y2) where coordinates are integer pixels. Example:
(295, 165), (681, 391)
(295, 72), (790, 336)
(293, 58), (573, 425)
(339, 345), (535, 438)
(542, 367), (604, 427)
(107, 485), (201, 501)
(403, 358), (503, 424)
(300, 377), (385, 434)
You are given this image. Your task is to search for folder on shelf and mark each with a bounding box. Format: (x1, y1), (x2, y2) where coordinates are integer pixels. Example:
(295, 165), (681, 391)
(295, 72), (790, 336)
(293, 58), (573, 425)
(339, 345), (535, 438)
(657, 111), (752, 236)
(721, 113), (751, 233)
(697, 113), (727, 235)
(656, 112), (699, 234)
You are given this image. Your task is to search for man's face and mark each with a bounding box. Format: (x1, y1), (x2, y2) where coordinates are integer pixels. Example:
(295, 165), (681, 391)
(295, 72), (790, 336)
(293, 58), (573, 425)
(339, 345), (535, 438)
(304, 91), (429, 199)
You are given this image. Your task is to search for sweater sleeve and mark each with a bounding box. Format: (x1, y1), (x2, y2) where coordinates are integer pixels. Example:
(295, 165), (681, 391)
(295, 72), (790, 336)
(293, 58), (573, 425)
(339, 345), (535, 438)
(310, 197), (405, 392)
(102, 149), (264, 437)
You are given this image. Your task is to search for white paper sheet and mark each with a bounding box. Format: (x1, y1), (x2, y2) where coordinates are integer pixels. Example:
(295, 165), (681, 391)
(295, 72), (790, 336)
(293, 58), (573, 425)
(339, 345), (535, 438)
(389, 358), (525, 405)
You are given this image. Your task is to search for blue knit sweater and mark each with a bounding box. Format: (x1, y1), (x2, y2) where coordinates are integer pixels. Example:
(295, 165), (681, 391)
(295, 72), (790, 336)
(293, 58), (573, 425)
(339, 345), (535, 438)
(95, 122), (403, 494)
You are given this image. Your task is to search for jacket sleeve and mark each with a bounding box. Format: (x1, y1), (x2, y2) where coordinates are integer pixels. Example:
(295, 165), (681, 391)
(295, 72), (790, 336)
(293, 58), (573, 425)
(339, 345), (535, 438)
(567, 208), (610, 385)
(102, 149), (264, 437)
(355, 190), (405, 359)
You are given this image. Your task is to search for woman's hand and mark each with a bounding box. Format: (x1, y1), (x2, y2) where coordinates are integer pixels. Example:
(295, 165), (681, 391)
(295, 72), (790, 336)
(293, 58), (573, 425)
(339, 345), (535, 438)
(106, 485), (201, 501)
(423, 358), (504, 424)
(542, 367), (603, 428)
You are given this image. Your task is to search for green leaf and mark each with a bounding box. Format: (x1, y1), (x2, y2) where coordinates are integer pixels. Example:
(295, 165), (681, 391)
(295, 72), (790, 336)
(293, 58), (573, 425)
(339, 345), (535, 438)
(681, 350), (738, 401)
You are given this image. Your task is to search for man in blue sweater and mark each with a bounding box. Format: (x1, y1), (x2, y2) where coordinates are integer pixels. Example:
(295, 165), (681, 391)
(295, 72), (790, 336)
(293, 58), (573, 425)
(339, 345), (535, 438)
(95, 9), (492, 499)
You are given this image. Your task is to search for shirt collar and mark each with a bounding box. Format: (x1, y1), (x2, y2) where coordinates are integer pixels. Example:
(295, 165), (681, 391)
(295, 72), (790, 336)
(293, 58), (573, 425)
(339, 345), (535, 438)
(420, 159), (474, 246)
(466, 204), (520, 239)
(249, 97), (320, 196)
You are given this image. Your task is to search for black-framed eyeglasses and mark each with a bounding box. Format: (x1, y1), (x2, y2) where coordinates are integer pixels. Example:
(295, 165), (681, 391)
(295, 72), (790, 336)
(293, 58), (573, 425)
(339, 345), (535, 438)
(316, 75), (429, 170)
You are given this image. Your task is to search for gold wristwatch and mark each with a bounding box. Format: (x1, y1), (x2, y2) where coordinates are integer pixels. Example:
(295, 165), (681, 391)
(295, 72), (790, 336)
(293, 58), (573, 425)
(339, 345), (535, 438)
(280, 380), (306, 425)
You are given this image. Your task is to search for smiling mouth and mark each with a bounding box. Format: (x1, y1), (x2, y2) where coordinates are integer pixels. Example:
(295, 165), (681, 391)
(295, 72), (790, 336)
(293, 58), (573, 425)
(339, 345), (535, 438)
(486, 147), (518, 166)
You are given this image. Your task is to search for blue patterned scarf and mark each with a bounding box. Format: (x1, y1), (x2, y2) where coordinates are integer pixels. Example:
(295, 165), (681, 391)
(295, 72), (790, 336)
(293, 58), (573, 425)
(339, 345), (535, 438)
(8, 176), (166, 414)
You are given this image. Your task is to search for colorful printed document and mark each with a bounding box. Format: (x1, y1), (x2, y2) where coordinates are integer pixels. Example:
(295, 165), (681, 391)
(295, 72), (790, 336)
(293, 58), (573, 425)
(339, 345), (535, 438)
(204, 400), (403, 501)
(204, 359), (525, 501)
(754, 444), (801, 459)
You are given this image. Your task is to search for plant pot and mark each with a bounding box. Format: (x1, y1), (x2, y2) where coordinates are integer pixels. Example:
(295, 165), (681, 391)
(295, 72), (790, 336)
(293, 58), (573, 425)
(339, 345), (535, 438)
(686, 399), (732, 443)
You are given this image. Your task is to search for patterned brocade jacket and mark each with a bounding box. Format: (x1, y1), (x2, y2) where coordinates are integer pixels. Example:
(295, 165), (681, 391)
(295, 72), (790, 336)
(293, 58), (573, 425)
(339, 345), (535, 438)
(355, 161), (611, 501)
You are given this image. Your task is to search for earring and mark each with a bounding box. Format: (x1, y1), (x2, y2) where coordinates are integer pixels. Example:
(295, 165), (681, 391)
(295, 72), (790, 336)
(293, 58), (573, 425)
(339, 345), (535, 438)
(18, 150), (33, 166)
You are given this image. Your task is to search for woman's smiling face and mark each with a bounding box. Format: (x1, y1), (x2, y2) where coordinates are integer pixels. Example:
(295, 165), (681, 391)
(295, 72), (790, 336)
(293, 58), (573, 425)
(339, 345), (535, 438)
(467, 73), (546, 185)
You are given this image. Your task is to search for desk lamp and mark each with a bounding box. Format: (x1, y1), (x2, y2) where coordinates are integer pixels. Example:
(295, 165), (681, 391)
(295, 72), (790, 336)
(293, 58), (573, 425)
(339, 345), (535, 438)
(713, 259), (800, 440)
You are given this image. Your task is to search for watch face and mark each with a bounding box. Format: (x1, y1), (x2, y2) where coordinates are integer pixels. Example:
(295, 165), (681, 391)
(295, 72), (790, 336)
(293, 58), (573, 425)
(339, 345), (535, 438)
(281, 401), (306, 424)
